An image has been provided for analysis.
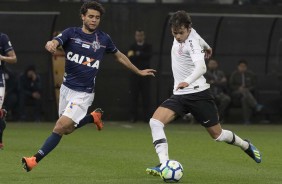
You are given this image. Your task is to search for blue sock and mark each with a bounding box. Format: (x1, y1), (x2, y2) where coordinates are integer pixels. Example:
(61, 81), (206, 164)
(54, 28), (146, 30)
(34, 132), (62, 162)
(75, 114), (94, 129)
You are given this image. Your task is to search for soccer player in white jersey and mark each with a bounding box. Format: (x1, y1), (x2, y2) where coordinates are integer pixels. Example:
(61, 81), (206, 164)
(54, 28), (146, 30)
(21, 1), (156, 172)
(146, 10), (261, 176)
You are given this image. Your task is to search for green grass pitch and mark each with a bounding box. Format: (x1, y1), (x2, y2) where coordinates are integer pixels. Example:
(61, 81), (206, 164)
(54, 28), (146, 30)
(0, 122), (281, 184)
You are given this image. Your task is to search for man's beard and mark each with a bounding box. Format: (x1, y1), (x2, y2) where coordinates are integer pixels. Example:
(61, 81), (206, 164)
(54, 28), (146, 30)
(84, 23), (95, 32)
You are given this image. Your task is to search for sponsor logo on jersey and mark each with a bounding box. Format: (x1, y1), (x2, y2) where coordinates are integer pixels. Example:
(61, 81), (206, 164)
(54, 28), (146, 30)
(189, 40), (195, 53)
(82, 43), (90, 49)
(66, 51), (100, 69)
(74, 38), (82, 44)
(70, 38), (105, 51)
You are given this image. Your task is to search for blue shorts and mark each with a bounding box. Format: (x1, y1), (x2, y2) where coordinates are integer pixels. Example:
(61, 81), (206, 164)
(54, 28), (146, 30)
(160, 89), (219, 127)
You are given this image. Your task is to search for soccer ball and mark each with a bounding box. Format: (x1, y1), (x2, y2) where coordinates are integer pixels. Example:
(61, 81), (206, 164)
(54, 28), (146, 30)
(160, 160), (184, 182)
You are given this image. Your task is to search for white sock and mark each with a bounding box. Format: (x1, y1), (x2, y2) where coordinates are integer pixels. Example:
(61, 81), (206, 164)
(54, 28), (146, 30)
(215, 129), (249, 150)
(149, 118), (169, 164)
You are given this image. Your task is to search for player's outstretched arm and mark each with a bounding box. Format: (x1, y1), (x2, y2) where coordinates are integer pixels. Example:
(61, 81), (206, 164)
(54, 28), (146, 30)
(114, 50), (156, 77)
(45, 40), (59, 54)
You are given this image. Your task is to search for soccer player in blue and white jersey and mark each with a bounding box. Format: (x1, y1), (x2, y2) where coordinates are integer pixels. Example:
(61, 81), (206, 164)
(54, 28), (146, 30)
(22, 1), (156, 172)
(0, 32), (17, 150)
(146, 10), (261, 176)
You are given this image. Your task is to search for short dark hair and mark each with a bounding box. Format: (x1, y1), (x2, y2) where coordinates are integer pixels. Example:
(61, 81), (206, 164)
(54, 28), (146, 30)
(25, 65), (36, 73)
(238, 59), (248, 65)
(80, 1), (105, 16)
(169, 10), (192, 30)
(136, 28), (144, 33)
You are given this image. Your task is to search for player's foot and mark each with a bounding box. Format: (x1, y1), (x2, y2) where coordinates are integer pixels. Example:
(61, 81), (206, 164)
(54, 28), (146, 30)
(22, 156), (38, 172)
(244, 139), (262, 163)
(91, 108), (104, 131)
(146, 164), (161, 176)
(0, 143), (4, 150)
(0, 109), (7, 119)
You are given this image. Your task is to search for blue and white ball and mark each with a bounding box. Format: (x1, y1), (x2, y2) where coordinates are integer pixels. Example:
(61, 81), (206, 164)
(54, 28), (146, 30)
(160, 160), (184, 182)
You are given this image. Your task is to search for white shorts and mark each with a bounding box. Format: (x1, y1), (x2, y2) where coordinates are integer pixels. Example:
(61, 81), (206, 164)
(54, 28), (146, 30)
(59, 84), (94, 125)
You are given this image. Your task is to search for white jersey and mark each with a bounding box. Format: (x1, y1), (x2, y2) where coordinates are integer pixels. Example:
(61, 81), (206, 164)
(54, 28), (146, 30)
(171, 28), (210, 95)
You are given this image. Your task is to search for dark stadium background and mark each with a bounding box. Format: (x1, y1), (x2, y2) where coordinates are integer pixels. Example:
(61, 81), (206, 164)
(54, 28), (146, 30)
(0, 1), (281, 121)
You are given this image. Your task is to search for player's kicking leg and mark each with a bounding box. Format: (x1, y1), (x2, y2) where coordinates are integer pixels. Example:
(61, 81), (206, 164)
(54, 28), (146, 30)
(146, 107), (175, 176)
(244, 139), (261, 163)
(209, 124), (261, 163)
(146, 118), (167, 176)
(22, 108), (104, 172)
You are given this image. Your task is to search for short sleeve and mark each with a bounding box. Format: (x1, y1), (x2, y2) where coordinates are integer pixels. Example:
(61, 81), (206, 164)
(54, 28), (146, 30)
(105, 34), (117, 53)
(54, 28), (73, 46)
(1, 34), (14, 54)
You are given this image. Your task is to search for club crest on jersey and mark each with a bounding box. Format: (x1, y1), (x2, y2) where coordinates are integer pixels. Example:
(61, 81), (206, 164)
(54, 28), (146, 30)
(92, 41), (101, 51)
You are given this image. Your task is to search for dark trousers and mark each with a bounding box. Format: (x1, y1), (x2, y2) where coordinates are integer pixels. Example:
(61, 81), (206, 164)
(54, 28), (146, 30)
(18, 93), (42, 121)
(129, 75), (151, 122)
(214, 93), (231, 121)
(231, 89), (257, 122)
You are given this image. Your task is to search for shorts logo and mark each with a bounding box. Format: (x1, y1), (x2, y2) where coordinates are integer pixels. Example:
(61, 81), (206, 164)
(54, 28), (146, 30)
(66, 102), (76, 113)
(69, 102), (76, 109)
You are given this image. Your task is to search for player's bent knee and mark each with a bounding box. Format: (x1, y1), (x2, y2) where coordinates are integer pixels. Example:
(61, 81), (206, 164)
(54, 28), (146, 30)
(53, 123), (74, 136)
(64, 127), (75, 135)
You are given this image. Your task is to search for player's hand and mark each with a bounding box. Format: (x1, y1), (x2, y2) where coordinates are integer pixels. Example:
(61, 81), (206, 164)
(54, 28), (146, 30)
(139, 69), (156, 77)
(176, 82), (189, 90)
(45, 40), (57, 54)
(204, 48), (212, 59)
